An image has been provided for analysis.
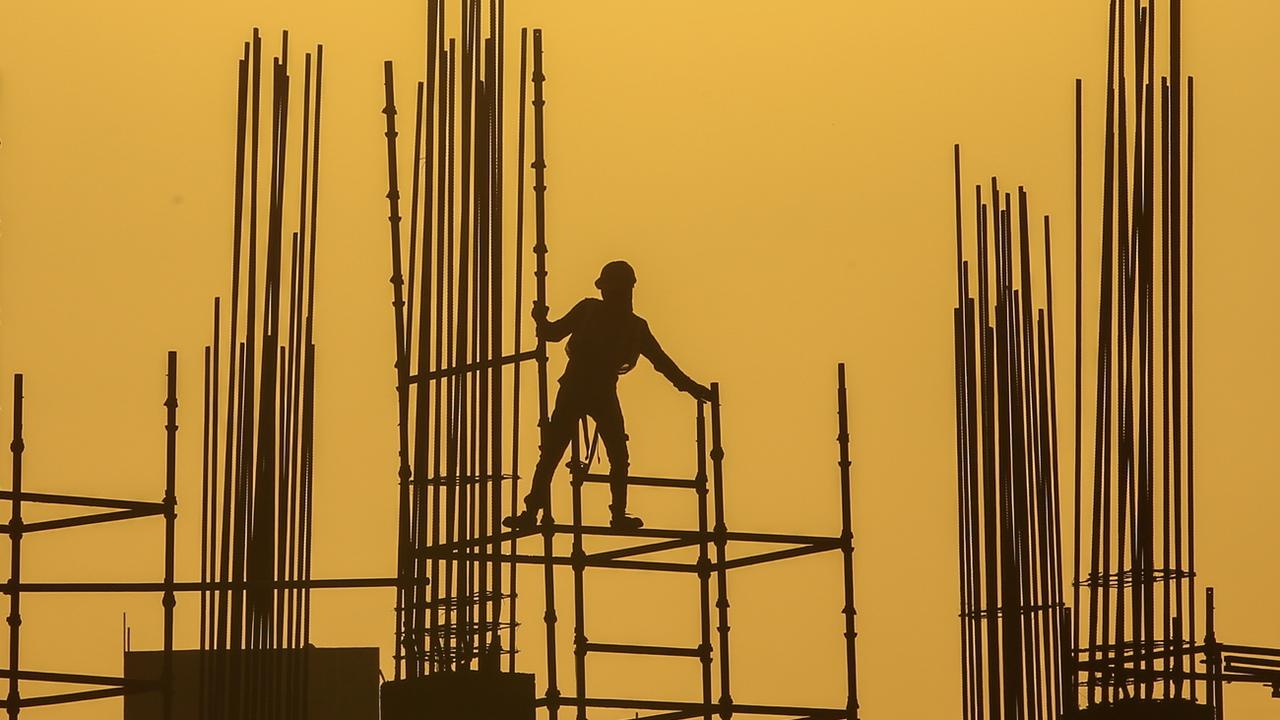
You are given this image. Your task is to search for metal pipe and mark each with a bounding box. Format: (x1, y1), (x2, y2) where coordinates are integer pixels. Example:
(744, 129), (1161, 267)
(836, 365), (859, 720)
(163, 352), (178, 720)
(696, 401), (713, 720)
(8, 375), (24, 719)
(709, 384), (732, 718)
(571, 433), (587, 720)
(531, 28), (560, 720)
(382, 58), (414, 680)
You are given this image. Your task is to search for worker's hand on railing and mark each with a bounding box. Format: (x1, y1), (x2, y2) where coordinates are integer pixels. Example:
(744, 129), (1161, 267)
(685, 381), (714, 404)
(531, 301), (549, 323)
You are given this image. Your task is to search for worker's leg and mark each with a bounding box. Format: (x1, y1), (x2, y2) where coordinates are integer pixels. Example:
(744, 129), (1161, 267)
(588, 388), (631, 519)
(521, 386), (583, 516)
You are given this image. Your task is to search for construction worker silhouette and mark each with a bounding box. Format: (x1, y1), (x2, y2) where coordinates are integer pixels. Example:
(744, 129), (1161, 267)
(504, 260), (713, 531)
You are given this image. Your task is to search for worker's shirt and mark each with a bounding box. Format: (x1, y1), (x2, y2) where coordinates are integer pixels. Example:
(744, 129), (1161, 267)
(542, 298), (695, 393)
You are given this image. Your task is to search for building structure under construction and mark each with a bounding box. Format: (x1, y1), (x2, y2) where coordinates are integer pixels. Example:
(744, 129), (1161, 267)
(0, 2), (862, 719)
(949, 2), (1280, 719)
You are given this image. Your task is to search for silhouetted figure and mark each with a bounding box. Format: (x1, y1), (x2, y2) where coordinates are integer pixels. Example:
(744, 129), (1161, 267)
(504, 261), (712, 531)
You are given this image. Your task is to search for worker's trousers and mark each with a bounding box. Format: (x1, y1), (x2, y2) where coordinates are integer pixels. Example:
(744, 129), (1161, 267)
(523, 382), (630, 517)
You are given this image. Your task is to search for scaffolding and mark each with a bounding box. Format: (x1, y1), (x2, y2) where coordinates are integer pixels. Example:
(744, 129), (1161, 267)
(380, 1), (861, 716)
(0, 357), (179, 718)
(1, 27), (404, 720)
(514, 372), (860, 720)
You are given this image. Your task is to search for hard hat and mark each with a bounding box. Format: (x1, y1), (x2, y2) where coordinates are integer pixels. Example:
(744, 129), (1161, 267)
(595, 260), (636, 290)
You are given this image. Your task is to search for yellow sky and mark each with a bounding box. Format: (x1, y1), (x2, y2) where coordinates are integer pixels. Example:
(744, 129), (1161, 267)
(2, 1), (1279, 717)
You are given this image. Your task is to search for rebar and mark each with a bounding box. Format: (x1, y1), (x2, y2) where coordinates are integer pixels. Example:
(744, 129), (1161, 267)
(201, 30), (324, 719)
(951, 148), (1065, 720)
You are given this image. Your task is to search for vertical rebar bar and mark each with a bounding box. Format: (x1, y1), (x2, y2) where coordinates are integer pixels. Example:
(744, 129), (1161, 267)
(507, 26), (530, 675)
(200, 344), (212, 720)
(1072, 79), (1083, 687)
(1185, 74), (1197, 697)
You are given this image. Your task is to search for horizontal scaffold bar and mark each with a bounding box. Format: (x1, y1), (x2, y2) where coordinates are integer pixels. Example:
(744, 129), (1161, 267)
(407, 348), (542, 384)
(580, 473), (699, 490)
(1218, 643), (1280, 659)
(0, 686), (133, 709)
(416, 549), (699, 574)
(535, 696), (847, 719)
(411, 524), (843, 556)
(0, 668), (157, 688)
(719, 540), (844, 570)
(1225, 656), (1280, 671)
(5, 576), (408, 593)
(588, 538), (699, 562)
(3, 507), (167, 535)
(0, 490), (165, 512)
(584, 643), (706, 659)
(551, 524), (843, 547)
(633, 711), (702, 720)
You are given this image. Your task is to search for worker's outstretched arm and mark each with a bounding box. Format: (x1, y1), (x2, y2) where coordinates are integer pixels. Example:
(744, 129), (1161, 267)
(640, 325), (714, 402)
(534, 299), (588, 343)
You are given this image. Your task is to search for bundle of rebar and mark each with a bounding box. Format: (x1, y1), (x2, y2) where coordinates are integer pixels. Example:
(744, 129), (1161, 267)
(382, 0), (549, 680)
(1073, 0), (1201, 708)
(951, 149), (1069, 720)
(198, 28), (325, 720)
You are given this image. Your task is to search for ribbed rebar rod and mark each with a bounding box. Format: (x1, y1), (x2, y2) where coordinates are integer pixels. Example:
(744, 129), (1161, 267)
(1185, 73), (1197, 696)
(507, 26), (530, 674)
(199, 345), (211, 720)
(1072, 79), (1083, 690)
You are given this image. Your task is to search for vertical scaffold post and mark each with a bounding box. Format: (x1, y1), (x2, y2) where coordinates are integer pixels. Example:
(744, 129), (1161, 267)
(7, 375), (24, 719)
(1205, 587), (1221, 720)
(696, 401), (713, 720)
(1061, 607), (1076, 716)
(570, 433), (587, 720)
(709, 383), (732, 719)
(836, 364), (859, 720)
(381, 58), (414, 681)
(531, 27), (559, 720)
(163, 352), (178, 720)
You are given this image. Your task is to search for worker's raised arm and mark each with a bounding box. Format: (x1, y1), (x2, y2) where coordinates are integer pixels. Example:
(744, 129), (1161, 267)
(640, 323), (713, 402)
(535, 298), (591, 343)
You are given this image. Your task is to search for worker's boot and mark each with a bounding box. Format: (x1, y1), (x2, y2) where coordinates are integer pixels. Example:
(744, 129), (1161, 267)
(502, 508), (539, 531)
(609, 506), (644, 531)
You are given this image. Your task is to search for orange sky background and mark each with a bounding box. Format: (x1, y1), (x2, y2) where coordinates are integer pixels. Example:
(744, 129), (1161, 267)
(2, 1), (1280, 717)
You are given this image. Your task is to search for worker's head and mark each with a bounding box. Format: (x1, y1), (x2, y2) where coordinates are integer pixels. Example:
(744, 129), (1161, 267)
(595, 260), (635, 308)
